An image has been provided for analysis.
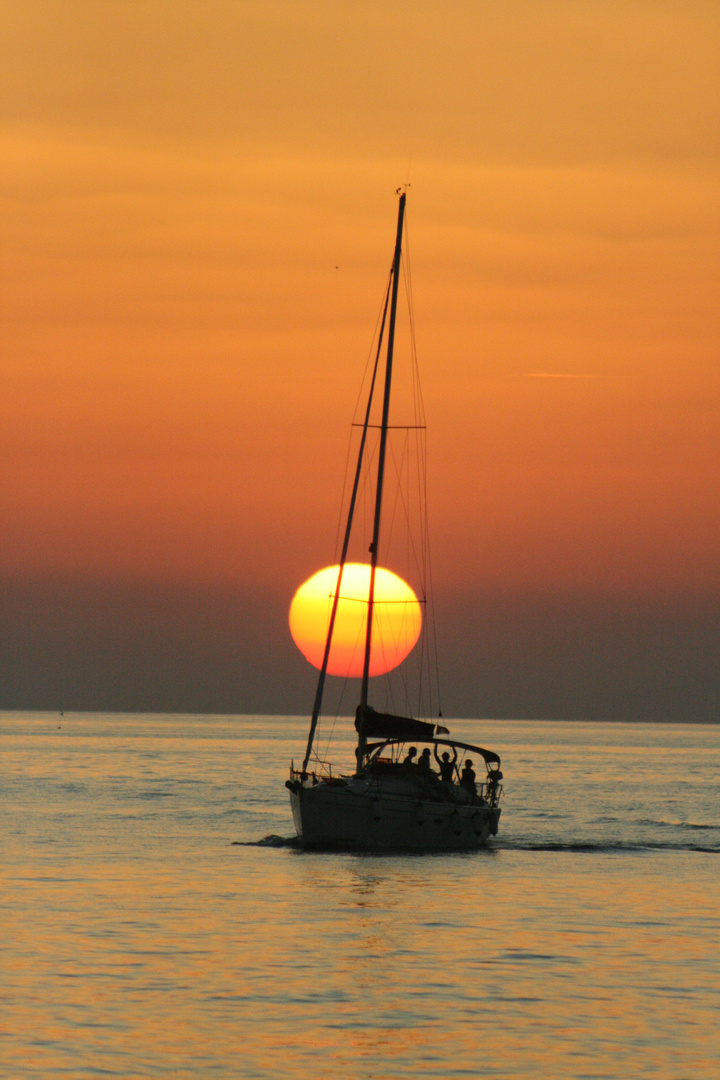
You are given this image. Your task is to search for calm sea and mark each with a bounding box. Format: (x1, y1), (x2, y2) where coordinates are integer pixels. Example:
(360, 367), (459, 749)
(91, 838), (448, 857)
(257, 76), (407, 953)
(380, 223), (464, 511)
(3, 712), (719, 1080)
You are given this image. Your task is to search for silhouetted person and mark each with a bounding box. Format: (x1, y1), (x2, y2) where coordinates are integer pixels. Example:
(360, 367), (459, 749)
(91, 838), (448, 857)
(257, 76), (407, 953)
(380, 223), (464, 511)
(434, 745), (457, 784)
(402, 746), (417, 770)
(460, 758), (476, 796)
(416, 747), (434, 778)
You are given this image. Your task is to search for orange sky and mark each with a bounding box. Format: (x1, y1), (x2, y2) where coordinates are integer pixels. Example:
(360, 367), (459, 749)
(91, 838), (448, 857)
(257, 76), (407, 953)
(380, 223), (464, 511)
(2, 3), (719, 715)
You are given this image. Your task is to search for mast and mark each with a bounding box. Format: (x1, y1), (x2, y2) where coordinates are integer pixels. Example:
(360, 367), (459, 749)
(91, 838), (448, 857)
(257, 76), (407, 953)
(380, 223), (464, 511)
(300, 280), (392, 773)
(357, 192), (406, 769)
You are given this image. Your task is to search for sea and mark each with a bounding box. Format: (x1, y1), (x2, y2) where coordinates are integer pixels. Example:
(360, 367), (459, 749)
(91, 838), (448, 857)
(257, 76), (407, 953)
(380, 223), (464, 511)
(3, 712), (719, 1080)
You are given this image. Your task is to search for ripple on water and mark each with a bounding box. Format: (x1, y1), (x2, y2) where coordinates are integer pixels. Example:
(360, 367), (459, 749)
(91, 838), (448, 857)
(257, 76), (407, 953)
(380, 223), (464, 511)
(3, 714), (720, 1080)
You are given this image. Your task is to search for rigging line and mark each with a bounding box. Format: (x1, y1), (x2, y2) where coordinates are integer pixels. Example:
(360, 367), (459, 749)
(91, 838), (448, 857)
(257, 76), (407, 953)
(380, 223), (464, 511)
(402, 256), (415, 418)
(415, 589), (430, 718)
(351, 270), (394, 425)
(359, 193), (406, 762)
(318, 591), (371, 765)
(318, 683), (345, 768)
(402, 216), (439, 716)
(409, 344), (436, 713)
(413, 454), (432, 716)
(349, 421), (425, 429)
(370, 579), (425, 719)
(317, 677), (345, 767)
(377, 652), (399, 720)
(413, 425), (427, 593)
(359, 432), (380, 555)
(383, 440), (406, 572)
(334, 274), (393, 561)
(422, 454), (441, 718)
(401, 217), (426, 430)
(370, 370), (433, 707)
(400, 224), (430, 597)
(392, 279), (421, 513)
(384, 440), (418, 596)
(386, 626), (411, 718)
(381, 437), (402, 566)
(317, 630), (362, 760)
(333, 427), (357, 563)
(302, 278), (392, 772)
(405, 236), (422, 405)
(410, 399), (426, 585)
(385, 433), (425, 588)
(317, 606), (368, 765)
(328, 594), (425, 606)
(417, 412), (442, 716)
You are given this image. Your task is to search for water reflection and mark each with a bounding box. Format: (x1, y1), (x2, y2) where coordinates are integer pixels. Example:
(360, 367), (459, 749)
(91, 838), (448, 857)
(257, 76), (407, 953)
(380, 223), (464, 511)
(3, 714), (719, 1079)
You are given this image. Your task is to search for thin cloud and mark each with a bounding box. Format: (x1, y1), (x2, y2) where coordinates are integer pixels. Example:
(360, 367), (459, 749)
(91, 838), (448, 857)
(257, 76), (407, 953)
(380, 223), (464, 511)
(526, 372), (601, 379)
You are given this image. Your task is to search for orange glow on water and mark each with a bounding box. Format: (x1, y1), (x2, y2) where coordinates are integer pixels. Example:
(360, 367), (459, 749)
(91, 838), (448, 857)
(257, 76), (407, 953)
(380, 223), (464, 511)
(288, 563), (422, 678)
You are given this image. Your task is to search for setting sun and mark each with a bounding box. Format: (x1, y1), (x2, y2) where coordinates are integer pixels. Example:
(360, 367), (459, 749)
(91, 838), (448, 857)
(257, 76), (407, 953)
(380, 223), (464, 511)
(288, 563), (422, 678)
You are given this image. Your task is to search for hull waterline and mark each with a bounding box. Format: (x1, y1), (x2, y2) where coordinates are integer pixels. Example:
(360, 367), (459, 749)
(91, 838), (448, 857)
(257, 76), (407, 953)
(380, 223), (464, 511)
(288, 777), (501, 852)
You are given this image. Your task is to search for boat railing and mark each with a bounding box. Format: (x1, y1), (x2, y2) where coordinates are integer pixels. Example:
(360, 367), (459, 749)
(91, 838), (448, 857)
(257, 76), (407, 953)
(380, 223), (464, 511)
(289, 760), (341, 785)
(288, 758), (502, 803)
(361, 760), (503, 808)
(478, 780), (503, 808)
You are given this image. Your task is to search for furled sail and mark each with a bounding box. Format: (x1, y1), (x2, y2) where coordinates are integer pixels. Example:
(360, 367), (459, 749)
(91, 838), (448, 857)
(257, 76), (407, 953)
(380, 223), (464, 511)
(355, 704), (449, 742)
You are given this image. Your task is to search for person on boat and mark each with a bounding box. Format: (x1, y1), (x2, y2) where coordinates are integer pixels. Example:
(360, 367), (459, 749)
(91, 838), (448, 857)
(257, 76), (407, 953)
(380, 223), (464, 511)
(460, 759), (476, 797)
(402, 746), (417, 770)
(416, 747), (435, 778)
(434, 745), (457, 784)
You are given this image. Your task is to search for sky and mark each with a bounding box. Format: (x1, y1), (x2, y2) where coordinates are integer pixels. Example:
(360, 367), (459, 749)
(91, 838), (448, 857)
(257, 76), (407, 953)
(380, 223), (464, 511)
(2, 1), (719, 720)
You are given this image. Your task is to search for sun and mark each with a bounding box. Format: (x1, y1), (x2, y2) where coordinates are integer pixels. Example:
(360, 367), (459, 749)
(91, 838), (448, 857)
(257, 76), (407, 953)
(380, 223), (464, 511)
(289, 563), (422, 678)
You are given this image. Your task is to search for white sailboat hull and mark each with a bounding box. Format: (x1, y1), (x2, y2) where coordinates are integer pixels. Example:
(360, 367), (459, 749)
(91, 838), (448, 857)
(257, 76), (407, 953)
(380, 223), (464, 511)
(288, 776), (500, 852)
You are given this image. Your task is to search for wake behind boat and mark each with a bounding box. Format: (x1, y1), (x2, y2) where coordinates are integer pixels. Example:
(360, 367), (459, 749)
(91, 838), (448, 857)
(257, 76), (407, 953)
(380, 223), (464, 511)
(287, 193), (503, 851)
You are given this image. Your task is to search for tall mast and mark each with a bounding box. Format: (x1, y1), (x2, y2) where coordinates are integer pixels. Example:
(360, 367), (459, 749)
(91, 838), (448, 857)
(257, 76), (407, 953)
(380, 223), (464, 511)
(300, 280), (392, 773)
(358, 192), (406, 766)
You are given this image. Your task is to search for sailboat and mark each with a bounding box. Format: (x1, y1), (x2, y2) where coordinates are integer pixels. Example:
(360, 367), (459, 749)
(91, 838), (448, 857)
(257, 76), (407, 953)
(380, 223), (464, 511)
(286, 192), (503, 850)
